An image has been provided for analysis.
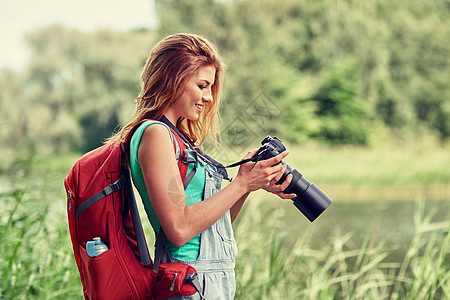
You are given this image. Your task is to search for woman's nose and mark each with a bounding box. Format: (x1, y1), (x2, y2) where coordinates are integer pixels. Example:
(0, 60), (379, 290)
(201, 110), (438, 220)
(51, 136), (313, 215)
(203, 89), (213, 103)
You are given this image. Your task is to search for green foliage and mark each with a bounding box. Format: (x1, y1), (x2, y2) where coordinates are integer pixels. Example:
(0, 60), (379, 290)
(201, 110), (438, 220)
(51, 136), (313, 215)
(0, 0), (449, 153)
(154, 0), (450, 147)
(311, 58), (368, 144)
(1, 27), (157, 155)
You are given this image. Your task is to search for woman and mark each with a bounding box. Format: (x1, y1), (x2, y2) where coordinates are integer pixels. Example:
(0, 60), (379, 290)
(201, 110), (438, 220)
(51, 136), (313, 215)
(111, 33), (295, 299)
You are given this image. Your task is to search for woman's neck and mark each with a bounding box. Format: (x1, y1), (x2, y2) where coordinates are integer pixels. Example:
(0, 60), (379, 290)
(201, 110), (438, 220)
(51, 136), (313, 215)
(163, 109), (179, 126)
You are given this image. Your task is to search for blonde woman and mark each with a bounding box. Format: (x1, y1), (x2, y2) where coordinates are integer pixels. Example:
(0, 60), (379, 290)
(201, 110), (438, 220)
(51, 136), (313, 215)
(110, 33), (294, 299)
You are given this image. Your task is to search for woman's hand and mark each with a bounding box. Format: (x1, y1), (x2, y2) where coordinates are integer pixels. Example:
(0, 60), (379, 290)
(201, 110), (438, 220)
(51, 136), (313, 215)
(234, 148), (291, 194)
(264, 165), (297, 199)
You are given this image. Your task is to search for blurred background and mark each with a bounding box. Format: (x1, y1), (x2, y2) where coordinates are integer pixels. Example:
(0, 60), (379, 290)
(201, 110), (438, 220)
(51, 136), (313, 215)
(1, 0), (449, 299)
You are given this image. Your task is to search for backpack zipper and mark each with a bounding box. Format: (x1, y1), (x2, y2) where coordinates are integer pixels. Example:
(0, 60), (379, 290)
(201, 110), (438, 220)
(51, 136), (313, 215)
(67, 190), (72, 211)
(169, 272), (178, 292)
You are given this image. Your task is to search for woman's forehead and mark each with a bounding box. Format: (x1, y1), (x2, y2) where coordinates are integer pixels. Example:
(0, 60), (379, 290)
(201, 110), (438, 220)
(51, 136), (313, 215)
(194, 65), (216, 83)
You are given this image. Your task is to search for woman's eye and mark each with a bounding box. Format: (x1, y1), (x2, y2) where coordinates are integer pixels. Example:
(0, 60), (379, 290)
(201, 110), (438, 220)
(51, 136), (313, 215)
(198, 85), (207, 89)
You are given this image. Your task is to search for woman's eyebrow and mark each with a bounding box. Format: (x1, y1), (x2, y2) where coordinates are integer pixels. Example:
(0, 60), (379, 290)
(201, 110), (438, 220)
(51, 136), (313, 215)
(203, 79), (216, 86)
(199, 79), (211, 85)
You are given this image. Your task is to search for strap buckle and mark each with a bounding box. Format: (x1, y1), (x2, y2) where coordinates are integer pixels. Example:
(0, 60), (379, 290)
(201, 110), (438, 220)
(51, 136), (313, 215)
(185, 273), (205, 300)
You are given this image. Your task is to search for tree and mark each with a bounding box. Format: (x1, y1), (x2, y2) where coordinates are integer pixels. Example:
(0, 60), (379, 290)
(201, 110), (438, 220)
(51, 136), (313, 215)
(21, 26), (156, 153)
(311, 59), (368, 144)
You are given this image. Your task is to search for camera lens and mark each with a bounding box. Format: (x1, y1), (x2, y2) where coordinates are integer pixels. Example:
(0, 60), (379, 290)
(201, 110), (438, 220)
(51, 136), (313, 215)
(258, 136), (333, 222)
(276, 163), (332, 222)
(293, 184), (333, 222)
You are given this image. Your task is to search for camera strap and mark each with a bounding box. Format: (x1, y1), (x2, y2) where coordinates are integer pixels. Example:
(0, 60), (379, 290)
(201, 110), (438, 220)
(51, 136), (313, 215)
(224, 149), (269, 170)
(158, 116), (267, 179)
(159, 116), (232, 181)
(224, 159), (252, 168)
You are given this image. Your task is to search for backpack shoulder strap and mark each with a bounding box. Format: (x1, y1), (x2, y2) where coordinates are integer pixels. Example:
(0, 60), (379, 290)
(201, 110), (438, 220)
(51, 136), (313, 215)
(158, 116), (198, 188)
(124, 120), (184, 267)
(165, 126), (196, 189)
(124, 170), (152, 265)
(130, 118), (194, 189)
(127, 119), (182, 163)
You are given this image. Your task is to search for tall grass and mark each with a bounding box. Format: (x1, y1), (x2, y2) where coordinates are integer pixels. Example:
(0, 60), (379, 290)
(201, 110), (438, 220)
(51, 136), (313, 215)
(0, 158), (81, 299)
(0, 148), (449, 299)
(233, 197), (449, 299)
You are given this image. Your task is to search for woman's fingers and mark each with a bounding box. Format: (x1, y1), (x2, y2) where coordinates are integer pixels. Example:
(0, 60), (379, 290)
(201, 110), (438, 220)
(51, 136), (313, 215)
(277, 173), (293, 192)
(273, 165), (287, 183)
(237, 148), (291, 192)
(275, 191), (297, 199)
(264, 173), (297, 199)
(260, 150), (289, 168)
(240, 147), (297, 199)
(267, 172), (290, 192)
(243, 148), (258, 160)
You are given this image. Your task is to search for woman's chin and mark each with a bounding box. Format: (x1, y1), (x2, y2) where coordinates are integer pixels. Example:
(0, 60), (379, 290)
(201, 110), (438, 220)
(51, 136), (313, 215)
(186, 114), (201, 121)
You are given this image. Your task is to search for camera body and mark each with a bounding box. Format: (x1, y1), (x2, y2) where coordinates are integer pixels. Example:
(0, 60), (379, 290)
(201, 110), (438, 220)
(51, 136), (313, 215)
(252, 136), (333, 222)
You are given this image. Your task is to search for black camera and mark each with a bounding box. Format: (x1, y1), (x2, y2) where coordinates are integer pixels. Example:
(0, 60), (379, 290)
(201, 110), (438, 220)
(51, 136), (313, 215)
(251, 136), (333, 222)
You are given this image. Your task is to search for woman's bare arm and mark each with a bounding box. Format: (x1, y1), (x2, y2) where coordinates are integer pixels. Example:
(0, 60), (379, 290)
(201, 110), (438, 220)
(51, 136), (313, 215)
(138, 124), (288, 247)
(230, 192), (249, 223)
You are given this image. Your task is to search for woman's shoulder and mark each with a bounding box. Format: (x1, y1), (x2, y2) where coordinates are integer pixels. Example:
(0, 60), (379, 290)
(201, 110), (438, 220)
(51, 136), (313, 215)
(141, 121), (170, 134)
(140, 122), (173, 145)
(130, 120), (172, 148)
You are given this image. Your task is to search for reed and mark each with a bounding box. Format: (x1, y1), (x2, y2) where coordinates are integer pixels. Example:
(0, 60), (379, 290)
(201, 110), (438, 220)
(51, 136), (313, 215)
(1, 186), (448, 299)
(233, 197), (449, 299)
(0, 184), (81, 299)
(0, 148), (448, 299)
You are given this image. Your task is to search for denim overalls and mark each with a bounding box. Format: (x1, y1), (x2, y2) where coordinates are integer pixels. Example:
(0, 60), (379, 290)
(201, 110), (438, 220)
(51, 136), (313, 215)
(164, 153), (238, 300)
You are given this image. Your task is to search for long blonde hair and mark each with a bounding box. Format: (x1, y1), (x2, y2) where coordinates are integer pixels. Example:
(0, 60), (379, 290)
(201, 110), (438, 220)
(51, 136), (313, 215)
(109, 33), (224, 149)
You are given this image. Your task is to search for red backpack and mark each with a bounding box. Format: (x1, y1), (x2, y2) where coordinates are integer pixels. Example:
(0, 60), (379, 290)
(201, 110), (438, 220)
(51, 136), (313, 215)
(64, 120), (202, 300)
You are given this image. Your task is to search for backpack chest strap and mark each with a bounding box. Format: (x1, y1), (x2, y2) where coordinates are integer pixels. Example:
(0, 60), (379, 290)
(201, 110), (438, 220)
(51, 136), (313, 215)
(75, 175), (126, 218)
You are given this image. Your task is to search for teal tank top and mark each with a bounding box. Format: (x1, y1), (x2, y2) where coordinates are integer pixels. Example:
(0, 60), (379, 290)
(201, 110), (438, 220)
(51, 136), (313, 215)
(129, 120), (206, 261)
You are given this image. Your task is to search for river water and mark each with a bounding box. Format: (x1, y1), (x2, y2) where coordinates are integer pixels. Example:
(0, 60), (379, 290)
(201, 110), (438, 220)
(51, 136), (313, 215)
(279, 196), (449, 261)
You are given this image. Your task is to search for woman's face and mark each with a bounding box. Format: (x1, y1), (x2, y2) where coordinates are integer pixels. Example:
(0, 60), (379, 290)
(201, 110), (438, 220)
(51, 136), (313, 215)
(171, 65), (216, 122)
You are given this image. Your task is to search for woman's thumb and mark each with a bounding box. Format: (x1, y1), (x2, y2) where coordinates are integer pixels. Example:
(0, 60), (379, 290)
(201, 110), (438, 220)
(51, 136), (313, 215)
(243, 148), (258, 160)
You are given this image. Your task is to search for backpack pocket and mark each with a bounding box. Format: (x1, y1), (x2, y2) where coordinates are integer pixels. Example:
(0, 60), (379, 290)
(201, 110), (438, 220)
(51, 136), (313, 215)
(79, 245), (136, 300)
(153, 262), (199, 299)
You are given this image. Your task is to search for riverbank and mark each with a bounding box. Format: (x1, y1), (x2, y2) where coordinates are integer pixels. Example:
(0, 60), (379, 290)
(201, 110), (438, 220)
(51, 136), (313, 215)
(1, 144), (449, 299)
